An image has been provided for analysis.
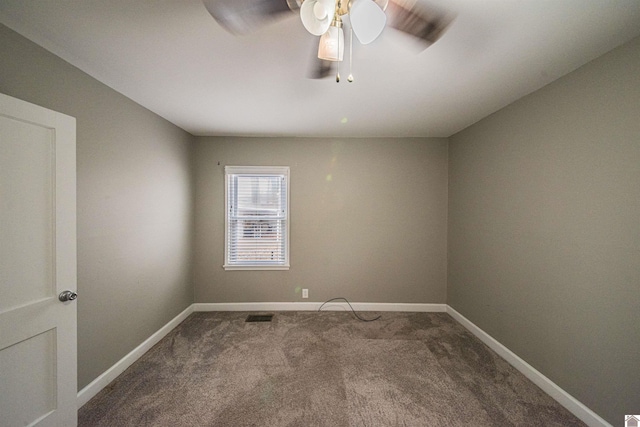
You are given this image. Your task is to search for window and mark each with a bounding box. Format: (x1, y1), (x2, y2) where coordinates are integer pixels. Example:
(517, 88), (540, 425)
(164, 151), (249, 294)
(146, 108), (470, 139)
(224, 166), (289, 270)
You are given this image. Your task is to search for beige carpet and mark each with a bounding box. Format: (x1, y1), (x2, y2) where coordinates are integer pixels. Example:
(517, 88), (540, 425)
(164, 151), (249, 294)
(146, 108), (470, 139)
(79, 311), (586, 426)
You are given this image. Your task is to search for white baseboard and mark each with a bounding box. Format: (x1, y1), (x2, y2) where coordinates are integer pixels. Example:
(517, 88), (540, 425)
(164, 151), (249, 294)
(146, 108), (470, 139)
(76, 304), (194, 408)
(193, 302), (447, 312)
(445, 305), (612, 427)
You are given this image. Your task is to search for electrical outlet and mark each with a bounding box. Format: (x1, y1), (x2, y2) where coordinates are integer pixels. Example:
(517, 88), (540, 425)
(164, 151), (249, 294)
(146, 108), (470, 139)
(302, 289), (309, 299)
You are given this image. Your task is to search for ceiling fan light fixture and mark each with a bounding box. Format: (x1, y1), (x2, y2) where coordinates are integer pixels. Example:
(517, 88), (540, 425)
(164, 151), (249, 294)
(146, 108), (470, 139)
(318, 21), (344, 61)
(300, 0), (335, 35)
(313, 2), (328, 19)
(350, 0), (387, 44)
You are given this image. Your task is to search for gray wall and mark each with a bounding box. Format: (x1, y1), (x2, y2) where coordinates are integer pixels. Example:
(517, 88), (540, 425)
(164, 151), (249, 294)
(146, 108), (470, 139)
(448, 36), (640, 424)
(194, 137), (448, 304)
(0, 24), (195, 390)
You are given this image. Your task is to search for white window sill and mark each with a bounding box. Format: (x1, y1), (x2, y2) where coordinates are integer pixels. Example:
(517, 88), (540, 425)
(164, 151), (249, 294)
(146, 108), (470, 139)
(223, 265), (290, 271)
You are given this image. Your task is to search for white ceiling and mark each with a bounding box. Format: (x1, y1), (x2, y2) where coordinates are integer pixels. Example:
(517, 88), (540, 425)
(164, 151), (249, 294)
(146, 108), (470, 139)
(1, 0), (640, 138)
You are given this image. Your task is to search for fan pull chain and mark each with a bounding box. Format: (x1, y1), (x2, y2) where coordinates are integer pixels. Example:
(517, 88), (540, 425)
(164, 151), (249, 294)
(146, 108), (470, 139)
(336, 29), (341, 83)
(335, 1), (341, 83)
(348, 27), (354, 82)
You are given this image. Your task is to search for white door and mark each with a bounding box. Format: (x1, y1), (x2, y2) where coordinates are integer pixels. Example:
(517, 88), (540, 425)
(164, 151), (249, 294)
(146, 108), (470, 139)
(0, 93), (77, 427)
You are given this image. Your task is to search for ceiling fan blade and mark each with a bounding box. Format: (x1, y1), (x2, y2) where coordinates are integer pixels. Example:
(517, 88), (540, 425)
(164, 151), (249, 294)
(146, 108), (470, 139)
(385, 0), (454, 46)
(202, 0), (300, 35)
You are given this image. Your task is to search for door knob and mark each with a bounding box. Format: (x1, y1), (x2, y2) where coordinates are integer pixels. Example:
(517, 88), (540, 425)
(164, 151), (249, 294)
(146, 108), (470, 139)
(58, 290), (78, 302)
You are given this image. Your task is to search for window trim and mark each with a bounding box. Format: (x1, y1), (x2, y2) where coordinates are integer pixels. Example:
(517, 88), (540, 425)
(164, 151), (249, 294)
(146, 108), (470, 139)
(223, 165), (290, 271)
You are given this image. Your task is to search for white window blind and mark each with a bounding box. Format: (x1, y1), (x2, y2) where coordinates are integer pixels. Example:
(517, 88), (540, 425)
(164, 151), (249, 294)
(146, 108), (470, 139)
(224, 166), (289, 270)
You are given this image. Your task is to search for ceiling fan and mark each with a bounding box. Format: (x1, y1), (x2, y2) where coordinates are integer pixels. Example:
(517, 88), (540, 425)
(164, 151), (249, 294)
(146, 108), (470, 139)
(202, 0), (454, 81)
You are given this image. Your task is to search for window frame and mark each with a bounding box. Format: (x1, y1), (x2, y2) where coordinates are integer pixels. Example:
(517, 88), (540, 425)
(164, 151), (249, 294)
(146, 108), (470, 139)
(223, 165), (290, 271)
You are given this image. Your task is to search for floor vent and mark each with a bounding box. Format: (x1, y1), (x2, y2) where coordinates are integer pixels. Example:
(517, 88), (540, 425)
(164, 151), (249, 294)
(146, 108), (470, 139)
(245, 314), (274, 323)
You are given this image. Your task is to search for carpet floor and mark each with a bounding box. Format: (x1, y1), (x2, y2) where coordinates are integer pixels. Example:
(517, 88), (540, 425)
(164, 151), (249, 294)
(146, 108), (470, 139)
(79, 311), (587, 426)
